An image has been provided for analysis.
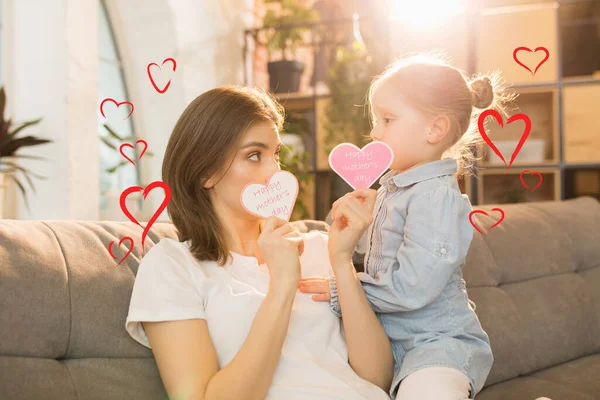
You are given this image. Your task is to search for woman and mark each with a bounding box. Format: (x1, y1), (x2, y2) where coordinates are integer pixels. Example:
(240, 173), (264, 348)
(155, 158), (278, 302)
(125, 86), (393, 399)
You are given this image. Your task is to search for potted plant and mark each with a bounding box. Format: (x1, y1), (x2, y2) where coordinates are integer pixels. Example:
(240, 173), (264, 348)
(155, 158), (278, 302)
(279, 112), (312, 220)
(323, 24), (379, 197)
(323, 15), (375, 152)
(263, 0), (320, 93)
(0, 86), (52, 215)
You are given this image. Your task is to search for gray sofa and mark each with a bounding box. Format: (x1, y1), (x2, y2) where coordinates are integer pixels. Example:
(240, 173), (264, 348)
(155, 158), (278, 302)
(1, 196), (599, 399)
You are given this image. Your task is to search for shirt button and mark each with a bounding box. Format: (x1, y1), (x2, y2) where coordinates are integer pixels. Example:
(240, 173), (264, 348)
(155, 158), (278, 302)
(387, 185), (398, 193)
(440, 248), (447, 255)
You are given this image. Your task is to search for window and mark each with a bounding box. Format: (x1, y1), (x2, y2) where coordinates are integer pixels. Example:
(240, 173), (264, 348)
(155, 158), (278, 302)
(98, 0), (140, 214)
(0, 0), (4, 86)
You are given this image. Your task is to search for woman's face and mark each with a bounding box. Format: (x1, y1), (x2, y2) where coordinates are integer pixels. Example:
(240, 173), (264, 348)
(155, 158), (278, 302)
(207, 120), (282, 220)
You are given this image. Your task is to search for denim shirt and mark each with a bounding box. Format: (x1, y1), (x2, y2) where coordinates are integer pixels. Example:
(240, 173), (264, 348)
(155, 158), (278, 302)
(328, 159), (493, 398)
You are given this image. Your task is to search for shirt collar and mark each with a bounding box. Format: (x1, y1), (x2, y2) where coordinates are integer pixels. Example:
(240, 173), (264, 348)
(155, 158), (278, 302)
(379, 159), (458, 188)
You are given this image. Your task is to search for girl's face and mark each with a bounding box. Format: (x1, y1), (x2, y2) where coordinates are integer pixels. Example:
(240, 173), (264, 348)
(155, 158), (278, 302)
(207, 120), (282, 219)
(369, 78), (434, 172)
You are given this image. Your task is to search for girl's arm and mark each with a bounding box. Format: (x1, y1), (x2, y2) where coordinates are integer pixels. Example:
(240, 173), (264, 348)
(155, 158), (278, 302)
(322, 188), (393, 392)
(359, 186), (473, 313)
(330, 255), (394, 392)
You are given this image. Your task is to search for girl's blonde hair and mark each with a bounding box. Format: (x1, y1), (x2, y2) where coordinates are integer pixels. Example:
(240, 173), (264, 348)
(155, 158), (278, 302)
(367, 50), (517, 179)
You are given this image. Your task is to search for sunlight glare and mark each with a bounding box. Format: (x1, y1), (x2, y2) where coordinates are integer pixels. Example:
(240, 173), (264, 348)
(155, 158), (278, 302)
(388, 0), (467, 28)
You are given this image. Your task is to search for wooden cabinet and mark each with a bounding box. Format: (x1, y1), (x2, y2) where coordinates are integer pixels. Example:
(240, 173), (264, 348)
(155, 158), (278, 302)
(247, 0), (600, 210)
(477, 167), (560, 204)
(476, 3), (559, 85)
(563, 84), (600, 163)
(477, 88), (559, 168)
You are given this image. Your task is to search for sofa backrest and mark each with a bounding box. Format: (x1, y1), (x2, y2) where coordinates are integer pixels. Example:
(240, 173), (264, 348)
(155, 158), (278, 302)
(0, 220), (179, 399)
(0, 218), (327, 399)
(462, 196), (600, 387)
(0, 198), (598, 397)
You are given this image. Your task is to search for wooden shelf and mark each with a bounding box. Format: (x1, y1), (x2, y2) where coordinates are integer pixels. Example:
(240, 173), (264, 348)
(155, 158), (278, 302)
(477, 88), (558, 167)
(562, 75), (600, 84)
(458, 173), (473, 197)
(559, 0), (600, 78)
(564, 167), (600, 200)
(477, 167), (560, 205)
(563, 83), (600, 163)
(476, 2), (559, 85)
(478, 161), (558, 169)
(247, 3), (600, 211)
(275, 92), (331, 111)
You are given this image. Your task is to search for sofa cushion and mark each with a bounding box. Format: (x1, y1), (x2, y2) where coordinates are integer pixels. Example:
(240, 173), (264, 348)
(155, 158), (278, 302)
(1, 198), (598, 399)
(0, 356), (166, 400)
(478, 354), (600, 400)
(462, 196), (600, 388)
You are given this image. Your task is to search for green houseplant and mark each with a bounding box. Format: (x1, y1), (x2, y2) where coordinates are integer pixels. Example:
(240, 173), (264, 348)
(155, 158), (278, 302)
(323, 19), (380, 197)
(262, 0), (320, 93)
(99, 123), (155, 219)
(323, 42), (375, 152)
(0, 86), (52, 213)
(99, 123), (154, 176)
(279, 112), (312, 221)
(323, 18), (378, 154)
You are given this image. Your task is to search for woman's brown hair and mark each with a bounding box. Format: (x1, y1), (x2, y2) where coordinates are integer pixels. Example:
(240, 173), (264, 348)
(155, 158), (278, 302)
(162, 86), (284, 266)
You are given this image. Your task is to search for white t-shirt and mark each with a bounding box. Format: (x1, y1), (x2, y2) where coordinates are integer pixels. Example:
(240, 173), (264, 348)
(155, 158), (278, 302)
(125, 230), (390, 400)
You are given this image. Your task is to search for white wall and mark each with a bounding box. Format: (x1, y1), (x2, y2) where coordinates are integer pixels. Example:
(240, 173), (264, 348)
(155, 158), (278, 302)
(3, 0), (255, 221)
(3, 0), (99, 220)
(106, 0), (254, 222)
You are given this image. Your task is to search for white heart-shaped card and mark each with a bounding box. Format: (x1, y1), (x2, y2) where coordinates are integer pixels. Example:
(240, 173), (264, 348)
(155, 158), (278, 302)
(241, 170), (299, 221)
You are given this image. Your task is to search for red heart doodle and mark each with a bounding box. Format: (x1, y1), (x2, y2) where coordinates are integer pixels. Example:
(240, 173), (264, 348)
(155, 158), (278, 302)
(513, 46), (550, 75)
(119, 140), (148, 166)
(469, 208), (505, 235)
(120, 181), (172, 252)
(147, 58), (177, 94)
(478, 110), (532, 168)
(520, 170), (543, 191)
(108, 237), (134, 265)
(100, 98), (134, 120)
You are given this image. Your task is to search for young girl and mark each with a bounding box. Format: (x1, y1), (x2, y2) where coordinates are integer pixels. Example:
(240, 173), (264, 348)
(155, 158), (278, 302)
(300, 51), (516, 399)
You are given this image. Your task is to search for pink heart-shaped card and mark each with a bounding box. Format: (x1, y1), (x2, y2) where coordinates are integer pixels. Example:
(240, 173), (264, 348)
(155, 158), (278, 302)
(329, 142), (394, 189)
(241, 170), (299, 221)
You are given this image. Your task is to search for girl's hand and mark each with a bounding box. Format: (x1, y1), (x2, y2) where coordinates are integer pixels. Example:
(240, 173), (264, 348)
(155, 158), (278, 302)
(328, 188), (377, 266)
(258, 216), (304, 292)
(298, 277), (330, 302)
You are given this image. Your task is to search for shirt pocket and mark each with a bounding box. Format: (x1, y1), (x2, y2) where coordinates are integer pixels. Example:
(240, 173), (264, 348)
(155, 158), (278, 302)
(433, 240), (453, 259)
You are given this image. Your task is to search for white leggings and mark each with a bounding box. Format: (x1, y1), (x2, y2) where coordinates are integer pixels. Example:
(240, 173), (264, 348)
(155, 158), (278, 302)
(395, 367), (472, 400)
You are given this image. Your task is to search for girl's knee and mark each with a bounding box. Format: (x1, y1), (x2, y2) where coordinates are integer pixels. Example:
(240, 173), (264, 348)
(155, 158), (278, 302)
(395, 367), (471, 400)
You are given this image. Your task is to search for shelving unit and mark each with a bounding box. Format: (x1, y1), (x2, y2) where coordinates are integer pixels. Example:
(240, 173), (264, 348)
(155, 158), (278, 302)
(243, 17), (383, 220)
(470, 0), (600, 205)
(272, 91), (334, 220)
(244, 0), (600, 218)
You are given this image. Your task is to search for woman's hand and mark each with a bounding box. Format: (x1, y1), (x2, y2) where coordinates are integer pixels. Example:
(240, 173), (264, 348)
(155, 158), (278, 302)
(328, 188), (377, 266)
(298, 277), (330, 301)
(258, 216), (304, 293)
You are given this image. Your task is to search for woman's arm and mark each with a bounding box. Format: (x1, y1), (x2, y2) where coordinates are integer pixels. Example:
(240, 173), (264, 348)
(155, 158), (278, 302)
(331, 255), (394, 393)
(145, 217), (303, 400)
(144, 285), (296, 400)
